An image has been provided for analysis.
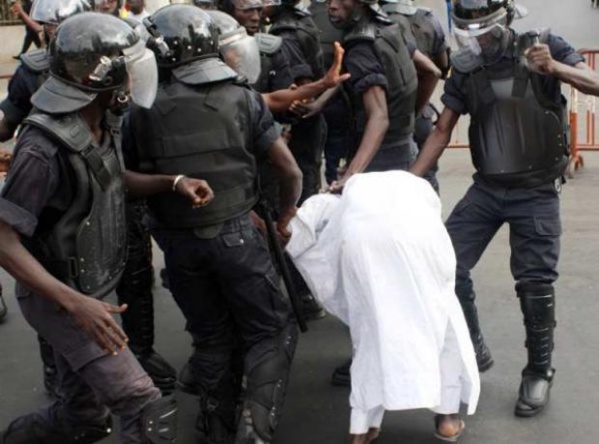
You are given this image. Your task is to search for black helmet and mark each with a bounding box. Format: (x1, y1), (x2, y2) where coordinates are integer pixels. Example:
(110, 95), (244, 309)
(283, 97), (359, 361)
(30, 0), (91, 24)
(452, 0), (515, 30)
(32, 12), (158, 113)
(146, 5), (237, 85)
(193, 0), (219, 10)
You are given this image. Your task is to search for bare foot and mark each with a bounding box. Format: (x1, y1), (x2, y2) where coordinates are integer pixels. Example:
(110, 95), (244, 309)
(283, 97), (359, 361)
(365, 427), (380, 443)
(350, 433), (368, 444)
(435, 414), (465, 441)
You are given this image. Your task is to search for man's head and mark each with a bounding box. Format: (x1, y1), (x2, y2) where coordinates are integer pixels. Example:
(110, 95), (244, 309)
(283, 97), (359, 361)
(93, 0), (120, 15)
(328, 0), (370, 29)
(126, 0), (144, 14)
(32, 12), (158, 114)
(221, 0), (262, 35)
(452, 0), (514, 64)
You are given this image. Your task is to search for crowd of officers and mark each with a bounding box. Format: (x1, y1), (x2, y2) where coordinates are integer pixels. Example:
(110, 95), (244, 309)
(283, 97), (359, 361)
(1, 0), (599, 442)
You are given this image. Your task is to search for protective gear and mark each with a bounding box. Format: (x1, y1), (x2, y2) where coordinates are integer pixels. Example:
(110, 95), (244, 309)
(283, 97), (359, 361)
(515, 284), (556, 417)
(459, 295), (494, 372)
(32, 12), (157, 113)
(38, 336), (60, 398)
(269, 6), (325, 79)
(21, 112), (127, 298)
(19, 48), (50, 73)
(207, 10), (262, 84)
(309, 0), (344, 68)
(30, 0), (91, 24)
(238, 323), (298, 442)
(344, 22), (418, 147)
(131, 80), (258, 229)
(453, 32), (568, 185)
(145, 5), (220, 68)
(193, 0), (218, 9)
(117, 202), (177, 393)
(452, 0), (513, 65)
(380, 0), (418, 16)
(1, 411), (112, 444)
(141, 396), (178, 443)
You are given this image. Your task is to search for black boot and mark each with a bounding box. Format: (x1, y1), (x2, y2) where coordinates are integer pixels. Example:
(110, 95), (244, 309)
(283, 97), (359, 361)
(515, 287), (556, 417)
(1, 410), (112, 444)
(459, 296), (494, 372)
(177, 361), (199, 396)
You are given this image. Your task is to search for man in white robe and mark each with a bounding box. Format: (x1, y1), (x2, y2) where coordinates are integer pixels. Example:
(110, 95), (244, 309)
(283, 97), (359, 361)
(286, 171), (480, 442)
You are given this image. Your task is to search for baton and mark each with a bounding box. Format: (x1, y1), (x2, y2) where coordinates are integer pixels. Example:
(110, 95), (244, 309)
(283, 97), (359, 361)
(257, 201), (308, 333)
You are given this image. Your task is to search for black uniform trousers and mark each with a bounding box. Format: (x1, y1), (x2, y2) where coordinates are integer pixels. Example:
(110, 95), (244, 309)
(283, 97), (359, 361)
(445, 179), (561, 303)
(153, 214), (295, 416)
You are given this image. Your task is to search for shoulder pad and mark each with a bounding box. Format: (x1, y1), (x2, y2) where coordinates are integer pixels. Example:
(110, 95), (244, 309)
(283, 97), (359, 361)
(343, 22), (377, 44)
(232, 75), (252, 88)
(270, 18), (298, 34)
(20, 49), (50, 74)
(24, 112), (92, 154)
(450, 47), (484, 74)
(293, 5), (311, 17)
(255, 33), (283, 55)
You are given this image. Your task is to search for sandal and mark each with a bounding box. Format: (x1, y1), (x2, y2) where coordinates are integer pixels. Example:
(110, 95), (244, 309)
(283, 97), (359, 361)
(433, 414), (465, 442)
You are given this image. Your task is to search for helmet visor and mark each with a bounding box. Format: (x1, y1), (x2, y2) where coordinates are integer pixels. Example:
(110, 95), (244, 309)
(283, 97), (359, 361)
(122, 39), (158, 108)
(219, 28), (261, 84)
(30, 0), (91, 24)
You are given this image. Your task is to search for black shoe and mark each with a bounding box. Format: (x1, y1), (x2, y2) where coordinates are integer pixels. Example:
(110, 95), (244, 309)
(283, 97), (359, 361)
(0, 292), (7, 321)
(300, 293), (326, 321)
(515, 367), (554, 417)
(176, 361), (199, 396)
(1, 412), (112, 444)
(472, 332), (494, 373)
(134, 349), (176, 394)
(331, 358), (351, 387)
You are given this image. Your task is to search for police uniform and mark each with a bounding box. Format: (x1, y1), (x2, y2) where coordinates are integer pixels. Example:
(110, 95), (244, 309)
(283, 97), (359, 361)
(442, 30), (584, 414)
(270, 3), (327, 203)
(253, 32), (294, 94)
(0, 113), (162, 444)
(383, 4), (448, 191)
(127, 49), (297, 441)
(309, 0), (352, 185)
(342, 19), (419, 172)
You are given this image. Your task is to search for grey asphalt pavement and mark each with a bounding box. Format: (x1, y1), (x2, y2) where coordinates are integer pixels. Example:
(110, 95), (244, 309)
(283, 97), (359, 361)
(1, 1), (599, 443)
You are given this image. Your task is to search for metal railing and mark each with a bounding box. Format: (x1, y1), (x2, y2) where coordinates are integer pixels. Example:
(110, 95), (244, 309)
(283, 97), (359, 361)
(0, 0), (21, 26)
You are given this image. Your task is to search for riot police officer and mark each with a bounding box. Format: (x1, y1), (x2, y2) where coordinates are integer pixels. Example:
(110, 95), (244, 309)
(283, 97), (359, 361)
(0, 12), (203, 442)
(411, 0), (599, 417)
(381, 0), (449, 192)
(130, 6), (302, 442)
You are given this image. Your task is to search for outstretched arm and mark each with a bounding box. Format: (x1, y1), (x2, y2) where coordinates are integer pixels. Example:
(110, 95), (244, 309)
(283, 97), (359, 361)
(262, 42), (350, 113)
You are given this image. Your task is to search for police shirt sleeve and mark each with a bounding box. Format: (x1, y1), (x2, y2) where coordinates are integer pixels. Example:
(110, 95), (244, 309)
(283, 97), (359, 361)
(441, 70), (469, 115)
(0, 135), (60, 237)
(121, 113), (139, 170)
(248, 90), (279, 159)
(547, 34), (585, 67)
(430, 14), (449, 56)
(345, 43), (388, 93)
(0, 66), (37, 125)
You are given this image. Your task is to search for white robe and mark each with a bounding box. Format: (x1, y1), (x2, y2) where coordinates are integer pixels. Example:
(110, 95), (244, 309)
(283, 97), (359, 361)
(286, 172), (480, 431)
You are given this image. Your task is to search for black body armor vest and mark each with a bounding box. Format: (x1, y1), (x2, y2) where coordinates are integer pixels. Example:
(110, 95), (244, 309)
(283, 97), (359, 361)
(453, 33), (568, 186)
(254, 33), (284, 93)
(270, 7), (325, 79)
(309, 0), (344, 69)
(344, 20), (418, 149)
(132, 80), (258, 228)
(22, 112), (127, 298)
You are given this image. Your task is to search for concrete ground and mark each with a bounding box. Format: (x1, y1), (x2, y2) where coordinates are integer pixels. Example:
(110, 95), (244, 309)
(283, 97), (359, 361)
(1, 1), (599, 443)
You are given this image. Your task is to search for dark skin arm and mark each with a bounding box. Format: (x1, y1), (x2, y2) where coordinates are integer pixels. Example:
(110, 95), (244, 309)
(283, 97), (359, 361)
(526, 44), (599, 96)
(329, 85), (389, 192)
(266, 135), (303, 240)
(263, 42), (350, 113)
(123, 170), (214, 208)
(409, 106), (460, 176)
(413, 49), (442, 115)
(0, 117), (18, 142)
(433, 49), (450, 79)
(0, 219), (128, 354)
